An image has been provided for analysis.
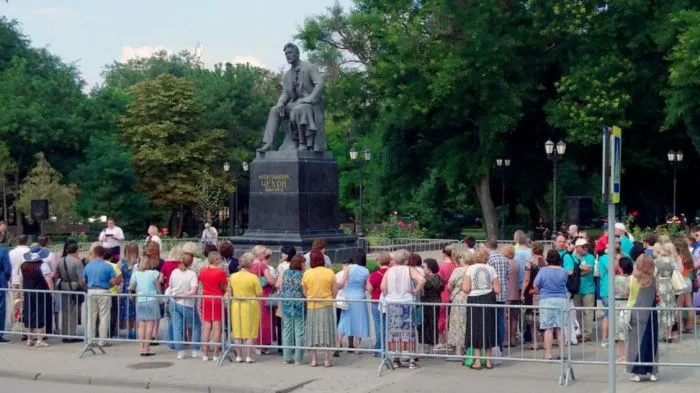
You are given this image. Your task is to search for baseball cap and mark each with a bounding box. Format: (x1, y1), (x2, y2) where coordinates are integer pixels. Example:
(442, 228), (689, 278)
(574, 238), (588, 247)
(614, 222), (626, 231)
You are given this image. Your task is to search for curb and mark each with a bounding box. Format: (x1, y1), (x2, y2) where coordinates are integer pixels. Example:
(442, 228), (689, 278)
(0, 368), (294, 393)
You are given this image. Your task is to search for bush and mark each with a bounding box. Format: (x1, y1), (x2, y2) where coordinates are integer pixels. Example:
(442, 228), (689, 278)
(366, 214), (427, 243)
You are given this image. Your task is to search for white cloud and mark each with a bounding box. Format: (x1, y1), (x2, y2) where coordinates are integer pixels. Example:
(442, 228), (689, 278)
(119, 45), (171, 63)
(31, 6), (79, 21)
(230, 55), (267, 69)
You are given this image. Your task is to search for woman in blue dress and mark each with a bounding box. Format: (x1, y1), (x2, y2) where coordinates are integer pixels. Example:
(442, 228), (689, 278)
(119, 243), (140, 339)
(336, 249), (371, 354)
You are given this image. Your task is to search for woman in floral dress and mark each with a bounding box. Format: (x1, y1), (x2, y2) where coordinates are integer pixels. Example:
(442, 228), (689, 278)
(447, 252), (471, 359)
(653, 241), (677, 342)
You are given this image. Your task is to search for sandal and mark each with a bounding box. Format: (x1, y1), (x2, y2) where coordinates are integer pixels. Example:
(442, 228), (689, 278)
(469, 364), (482, 370)
(485, 362), (494, 369)
(324, 361), (332, 368)
(310, 362), (318, 367)
(408, 360), (417, 370)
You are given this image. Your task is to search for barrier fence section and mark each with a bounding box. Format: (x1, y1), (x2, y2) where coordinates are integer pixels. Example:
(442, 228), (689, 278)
(3, 287), (697, 386)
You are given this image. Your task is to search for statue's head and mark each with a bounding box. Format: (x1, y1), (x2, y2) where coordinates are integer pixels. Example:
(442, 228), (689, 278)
(283, 43), (300, 65)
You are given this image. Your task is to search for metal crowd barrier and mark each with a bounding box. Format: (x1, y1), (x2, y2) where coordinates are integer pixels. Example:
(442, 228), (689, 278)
(3, 286), (698, 387)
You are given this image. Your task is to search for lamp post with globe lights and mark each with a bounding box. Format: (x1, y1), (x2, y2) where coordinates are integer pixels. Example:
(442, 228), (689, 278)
(224, 161), (249, 236)
(667, 150), (683, 217)
(496, 158), (511, 239)
(349, 147), (371, 236)
(545, 140), (567, 238)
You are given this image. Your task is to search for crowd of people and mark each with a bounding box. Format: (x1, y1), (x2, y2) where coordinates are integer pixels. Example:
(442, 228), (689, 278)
(1, 218), (699, 382)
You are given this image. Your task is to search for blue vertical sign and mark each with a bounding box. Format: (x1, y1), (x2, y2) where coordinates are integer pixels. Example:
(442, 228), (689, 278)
(610, 126), (622, 204)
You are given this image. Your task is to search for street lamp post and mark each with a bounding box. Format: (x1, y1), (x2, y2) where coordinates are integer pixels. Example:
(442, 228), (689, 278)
(545, 140), (567, 238)
(224, 161), (249, 236)
(350, 147), (371, 236)
(667, 150), (683, 217)
(495, 158), (511, 240)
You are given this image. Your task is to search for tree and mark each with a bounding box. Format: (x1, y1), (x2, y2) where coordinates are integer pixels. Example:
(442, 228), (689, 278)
(16, 153), (77, 224)
(120, 74), (226, 233)
(193, 173), (226, 224)
(299, 1), (542, 238)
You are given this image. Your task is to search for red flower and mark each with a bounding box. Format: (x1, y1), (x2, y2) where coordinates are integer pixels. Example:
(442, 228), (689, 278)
(397, 221), (406, 228)
(407, 223), (414, 230)
(631, 211), (639, 217)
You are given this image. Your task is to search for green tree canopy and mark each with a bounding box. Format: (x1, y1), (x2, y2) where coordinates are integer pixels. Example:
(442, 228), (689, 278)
(17, 153), (77, 224)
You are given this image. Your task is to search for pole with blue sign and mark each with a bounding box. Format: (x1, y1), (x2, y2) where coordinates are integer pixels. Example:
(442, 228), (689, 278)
(603, 125), (621, 392)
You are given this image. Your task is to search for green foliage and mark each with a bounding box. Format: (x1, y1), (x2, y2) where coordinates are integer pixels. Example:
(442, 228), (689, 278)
(120, 74), (226, 207)
(17, 153), (77, 224)
(72, 133), (150, 233)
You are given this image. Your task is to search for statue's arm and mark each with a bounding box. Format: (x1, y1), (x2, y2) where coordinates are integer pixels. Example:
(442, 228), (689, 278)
(276, 89), (289, 106)
(307, 67), (325, 104)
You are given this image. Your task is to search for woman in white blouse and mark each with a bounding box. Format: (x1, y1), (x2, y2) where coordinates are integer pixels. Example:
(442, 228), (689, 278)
(461, 249), (501, 370)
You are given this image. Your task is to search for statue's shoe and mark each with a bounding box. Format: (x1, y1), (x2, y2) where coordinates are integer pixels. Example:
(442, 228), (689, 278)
(257, 144), (273, 152)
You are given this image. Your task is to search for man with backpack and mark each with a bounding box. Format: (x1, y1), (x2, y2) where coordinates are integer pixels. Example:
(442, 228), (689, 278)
(566, 238), (595, 343)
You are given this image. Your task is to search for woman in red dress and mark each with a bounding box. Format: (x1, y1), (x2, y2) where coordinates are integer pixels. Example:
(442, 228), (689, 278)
(198, 251), (227, 361)
(251, 245), (276, 354)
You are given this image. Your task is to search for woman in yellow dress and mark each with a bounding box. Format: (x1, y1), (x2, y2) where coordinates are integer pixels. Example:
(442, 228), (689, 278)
(230, 252), (263, 363)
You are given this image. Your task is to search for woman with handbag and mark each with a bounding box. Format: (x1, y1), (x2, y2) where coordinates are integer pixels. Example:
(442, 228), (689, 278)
(336, 249), (371, 355)
(627, 254), (659, 382)
(57, 242), (85, 341)
(653, 241), (677, 343)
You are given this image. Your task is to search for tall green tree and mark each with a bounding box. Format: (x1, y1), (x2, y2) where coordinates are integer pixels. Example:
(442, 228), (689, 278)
(120, 74), (226, 225)
(16, 153), (77, 224)
(299, 1), (542, 238)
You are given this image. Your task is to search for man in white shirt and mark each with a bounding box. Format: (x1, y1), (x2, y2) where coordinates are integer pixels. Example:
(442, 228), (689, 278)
(303, 239), (332, 269)
(99, 218), (125, 259)
(9, 235), (29, 288)
(200, 223), (218, 249)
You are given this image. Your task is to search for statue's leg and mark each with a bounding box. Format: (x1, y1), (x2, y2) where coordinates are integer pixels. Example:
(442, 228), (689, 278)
(278, 121), (298, 151)
(297, 125), (307, 151)
(257, 108), (282, 152)
(306, 130), (315, 150)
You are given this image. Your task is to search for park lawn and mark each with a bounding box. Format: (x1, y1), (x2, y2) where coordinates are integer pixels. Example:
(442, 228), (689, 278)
(460, 228), (486, 240)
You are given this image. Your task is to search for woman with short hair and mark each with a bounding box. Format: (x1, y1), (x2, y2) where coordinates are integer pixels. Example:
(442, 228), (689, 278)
(303, 249), (338, 367)
(281, 254), (306, 364)
(462, 249), (501, 369)
(533, 250), (568, 361)
(446, 252), (471, 360)
(229, 251), (264, 363)
(381, 249), (425, 369)
(251, 245), (276, 353)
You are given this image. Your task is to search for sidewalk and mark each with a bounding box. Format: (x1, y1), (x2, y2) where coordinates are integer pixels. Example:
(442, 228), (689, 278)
(1, 338), (700, 393)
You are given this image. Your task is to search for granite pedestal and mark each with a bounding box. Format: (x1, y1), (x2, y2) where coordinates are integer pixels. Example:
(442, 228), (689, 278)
(231, 150), (356, 261)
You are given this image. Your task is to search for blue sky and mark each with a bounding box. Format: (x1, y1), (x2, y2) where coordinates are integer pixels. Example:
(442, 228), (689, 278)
(1, 0), (353, 86)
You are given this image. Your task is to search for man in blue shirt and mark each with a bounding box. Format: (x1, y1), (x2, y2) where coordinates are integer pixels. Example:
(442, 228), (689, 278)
(0, 244), (11, 343)
(82, 246), (117, 347)
(642, 233), (657, 257)
(570, 239), (595, 342)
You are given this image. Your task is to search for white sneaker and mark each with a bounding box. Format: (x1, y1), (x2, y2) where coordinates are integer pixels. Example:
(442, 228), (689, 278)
(245, 357), (254, 364)
(650, 374), (658, 382)
(600, 342), (609, 349)
(235, 356), (243, 363)
(202, 356), (209, 362)
(191, 350), (203, 359)
(630, 375), (641, 382)
(177, 351), (186, 360)
(212, 356), (220, 362)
